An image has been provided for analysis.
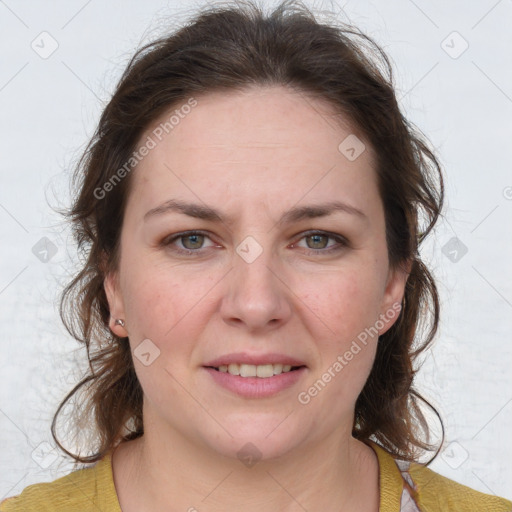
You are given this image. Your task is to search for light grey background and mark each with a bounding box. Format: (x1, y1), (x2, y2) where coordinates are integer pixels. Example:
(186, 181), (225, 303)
(1, 0), (511, 502)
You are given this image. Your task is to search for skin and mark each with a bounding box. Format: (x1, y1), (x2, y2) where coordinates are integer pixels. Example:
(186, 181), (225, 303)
(104, 85), (409, 512)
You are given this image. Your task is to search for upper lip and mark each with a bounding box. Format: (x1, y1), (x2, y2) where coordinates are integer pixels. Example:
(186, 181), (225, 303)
(203, 353), (307, 368)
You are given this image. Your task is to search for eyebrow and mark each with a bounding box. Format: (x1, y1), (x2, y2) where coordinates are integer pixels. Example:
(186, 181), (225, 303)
(143, 198), (367, 224)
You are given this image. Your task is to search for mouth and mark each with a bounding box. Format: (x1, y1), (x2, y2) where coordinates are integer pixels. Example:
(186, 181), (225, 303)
(202, 363), (308, 398)
(205, 363), (306, 379)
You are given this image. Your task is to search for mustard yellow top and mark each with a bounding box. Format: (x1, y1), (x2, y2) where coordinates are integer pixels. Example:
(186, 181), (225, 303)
(1, 443), (511, 511)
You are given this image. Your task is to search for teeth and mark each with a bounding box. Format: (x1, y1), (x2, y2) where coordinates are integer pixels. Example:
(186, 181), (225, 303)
(216, 363), (296, 378)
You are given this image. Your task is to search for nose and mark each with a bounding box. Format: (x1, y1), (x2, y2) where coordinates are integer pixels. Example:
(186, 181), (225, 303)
(219, 242), (292, 333)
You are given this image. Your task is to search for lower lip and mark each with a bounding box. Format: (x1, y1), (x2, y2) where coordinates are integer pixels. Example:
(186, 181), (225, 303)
(203, 366), (307, 398)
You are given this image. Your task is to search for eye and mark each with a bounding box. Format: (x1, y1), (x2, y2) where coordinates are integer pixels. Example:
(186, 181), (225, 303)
(161, 231), (217, 255)
(179, 233), (207, 250)
(293, 231), (348, 254)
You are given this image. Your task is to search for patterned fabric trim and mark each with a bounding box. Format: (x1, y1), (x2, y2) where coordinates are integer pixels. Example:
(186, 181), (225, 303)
(395, 459), (422, 511)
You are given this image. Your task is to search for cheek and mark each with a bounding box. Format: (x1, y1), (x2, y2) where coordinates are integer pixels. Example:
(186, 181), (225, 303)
(121, 260), (218, 356)
(120, 267), (220, 408)
(298, 269), (383, 399)
(301, 268), (384, 343)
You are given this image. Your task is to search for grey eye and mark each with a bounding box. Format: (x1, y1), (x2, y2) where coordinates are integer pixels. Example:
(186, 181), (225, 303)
(305, 234), (329, 249)
(180, 234), (205, 249)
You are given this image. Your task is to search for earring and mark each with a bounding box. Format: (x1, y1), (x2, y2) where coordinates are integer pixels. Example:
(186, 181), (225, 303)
(114, 319), (125, 327)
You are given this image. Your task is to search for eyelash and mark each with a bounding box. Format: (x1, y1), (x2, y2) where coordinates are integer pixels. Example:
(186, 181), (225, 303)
(160, 230), (348, 256)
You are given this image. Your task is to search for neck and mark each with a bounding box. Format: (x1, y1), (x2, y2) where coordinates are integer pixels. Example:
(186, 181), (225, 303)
(113, 418), (379, 511)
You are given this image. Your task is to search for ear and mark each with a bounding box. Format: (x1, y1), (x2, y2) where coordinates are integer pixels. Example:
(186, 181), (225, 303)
(104, 268), (129, 338)
(378, 259), (412, 336)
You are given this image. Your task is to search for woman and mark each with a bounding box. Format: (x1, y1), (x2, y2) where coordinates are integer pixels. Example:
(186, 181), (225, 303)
(1, 1), (510, 510)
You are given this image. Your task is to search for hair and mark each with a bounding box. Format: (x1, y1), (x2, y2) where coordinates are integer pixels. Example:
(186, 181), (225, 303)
(52, 0), (444, 465)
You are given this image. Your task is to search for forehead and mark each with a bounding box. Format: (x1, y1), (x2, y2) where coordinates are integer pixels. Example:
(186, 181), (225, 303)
(148, 85), (366, 152)
(127, 85), (377, 217)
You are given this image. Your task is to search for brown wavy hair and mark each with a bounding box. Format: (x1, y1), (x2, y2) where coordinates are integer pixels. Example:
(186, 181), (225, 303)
(52, 0), (444, 465)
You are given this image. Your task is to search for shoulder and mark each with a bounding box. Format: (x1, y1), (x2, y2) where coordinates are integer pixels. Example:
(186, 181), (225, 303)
(0, 452), (121, 512)
(369, 441), (512, 512)
(405, 460), (512, 512)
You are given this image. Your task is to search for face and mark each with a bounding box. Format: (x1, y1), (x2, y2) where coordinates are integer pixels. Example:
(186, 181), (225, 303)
(105, 85), (407, 461)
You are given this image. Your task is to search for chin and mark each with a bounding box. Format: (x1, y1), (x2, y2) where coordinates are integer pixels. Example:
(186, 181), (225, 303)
(200, 418), (308, 463)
